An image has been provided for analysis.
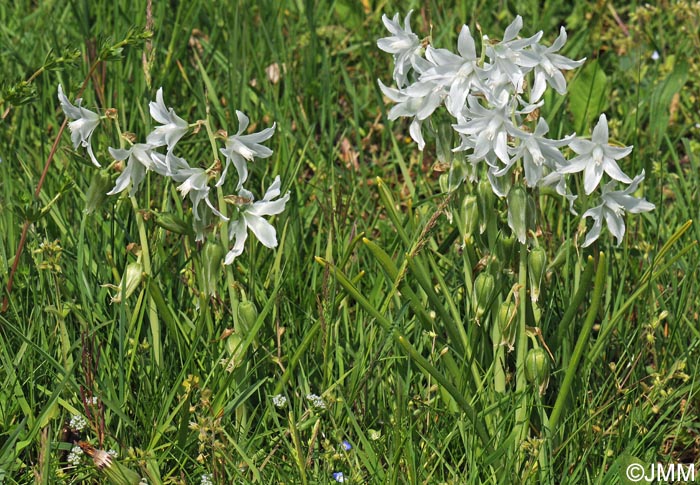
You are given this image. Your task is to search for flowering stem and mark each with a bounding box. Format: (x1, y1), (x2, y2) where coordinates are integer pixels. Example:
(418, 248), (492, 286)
(514, 240), (529, 452)
(130, 196), (162, 367)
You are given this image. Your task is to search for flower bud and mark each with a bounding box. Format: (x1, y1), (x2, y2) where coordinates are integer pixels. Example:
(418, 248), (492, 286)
(547, 239), (571, 271)
(224, 330), (245, 371)
(447, 157), (468, 191)
(201, 241), (223, 296)
(477, 179), (495, 234)
(528, 246), (547, 303)
(507, 185), (528, 244)
(84, 170), (112, 214)
(497, 300), (517, 348)
(238, 300), (258, 334)
(461, 195), (478, 239)
(154, 212), (192, 236)
(525, 347), (550, 395)
(473, 272), (495, 323)
(111, 262), (143, 303)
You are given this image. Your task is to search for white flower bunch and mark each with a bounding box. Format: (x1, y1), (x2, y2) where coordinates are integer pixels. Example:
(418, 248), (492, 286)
(378, 13), (654, 247)
(58, 85), (289, 263)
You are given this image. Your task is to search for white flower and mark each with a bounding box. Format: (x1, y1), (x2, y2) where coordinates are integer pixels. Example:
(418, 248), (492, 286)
(224, 176), (290, 265)
(506, 118), (572, 186)
(57, 84), (101, 167)
(526, 27), (585, 101)
(272, 394), (287, 408)
(581, 171), (655, 247)
(69, 414), (87, 431)
(420, 25), (482, 116)
(483, 16), (543, 93)
(107, 449), (118, 458)
(378, 79), (443, 150)
(106, 144), (156, 196)
(306, 393), (326, 410)
(218, 111), (275, 189)
(377, 10), (424, 86)
(174, 166), (226, 224)
(67, 445), (84, 466)
(558, 114), (633, 194)
(146, 87), (189, 151)
(200, 473), (213, 485)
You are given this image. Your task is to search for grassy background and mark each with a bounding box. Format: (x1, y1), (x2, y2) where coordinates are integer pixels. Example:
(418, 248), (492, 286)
(1, 0), (700, 483)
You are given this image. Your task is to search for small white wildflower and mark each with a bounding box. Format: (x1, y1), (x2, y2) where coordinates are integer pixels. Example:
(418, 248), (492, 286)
(146, 87), (189, 151)
(107, 449), (118, 458)
(651, 50), (660, 61)
(69, 414), (87, 431)
(139, 478), (148, 485)
(200, 473), (214, 485)
(224, 176), (290, 264)
(67, 445), (83, 466)
(272, 394), (287, 408)
(90, 396), (98, 405)
(306, 393), (326, 410)
(57, 84), (101, 167)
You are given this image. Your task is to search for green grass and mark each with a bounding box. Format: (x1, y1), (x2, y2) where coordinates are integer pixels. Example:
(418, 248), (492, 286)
(1, 1), (700, 483)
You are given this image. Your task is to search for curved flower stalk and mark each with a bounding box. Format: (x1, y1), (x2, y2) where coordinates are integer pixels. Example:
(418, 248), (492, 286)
(377, 13), (653, 247)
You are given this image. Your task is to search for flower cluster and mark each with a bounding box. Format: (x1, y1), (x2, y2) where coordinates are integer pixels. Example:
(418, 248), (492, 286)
(378, 13), (654, 246)
(58, 85), (289, 263)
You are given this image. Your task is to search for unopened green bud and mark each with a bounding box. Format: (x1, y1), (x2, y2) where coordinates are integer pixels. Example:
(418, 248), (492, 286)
(548, 239), (571, 271)
(525, 347), (550, 395)
(447, 158), (468, 191)
(439, 173), (450, 193)
(154, 212), (192, 236)
(497, 300), (518, 348)
(461, 195), (478, 239)
(528, 247), (547, 303)
(238, 300), (258, 334)
(473, 272), (495, 323)
(477, 179), (495, 234)
(111, 262), (143, 303)
(224, 331), (245, 370)
(507, 185), (528, 244)
(84, 170), (112, 214)
(201, 241), (223, 296)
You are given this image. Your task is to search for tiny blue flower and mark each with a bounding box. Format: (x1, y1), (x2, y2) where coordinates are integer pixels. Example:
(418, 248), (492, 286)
(332, 471), (346, 483)
(342, 440), (352, 451)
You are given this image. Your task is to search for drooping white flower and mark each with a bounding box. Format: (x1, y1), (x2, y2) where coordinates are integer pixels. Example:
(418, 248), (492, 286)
(106, 144), (156, 196)
(581, 171), (655, 247)
(218, 110), (275, 189)
(420, 25), (482, 116)
(378, 80), (442, 150)
(558, 114), (633, 194)
(146, 87), (188, 151)
(526, 27), (585, 101)
(483, 16), (543, 93)
(377, 10), (424, 86)
(57, 84), (102, 167)
(174, 166), (226, 222)
(224, 176), (290, 265)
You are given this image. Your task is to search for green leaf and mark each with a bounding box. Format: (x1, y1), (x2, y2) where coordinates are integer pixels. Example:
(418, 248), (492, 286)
(649, 59), (689, 152)
(568, 59), (609, 134)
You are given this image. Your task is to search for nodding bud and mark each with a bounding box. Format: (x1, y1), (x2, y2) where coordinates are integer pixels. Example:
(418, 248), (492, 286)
(547, 239), (571, 271)
(238, 300), (258, 334)
(154, 212), (192, 236)
(477, 179), (495, 234)
(84, 170), (112, 214)
(473, 272), (495, 323)
(507, 185), (528, 244)
(525, 347), (550, 395)
(497, 299), (518, 348)
(461, 195), (478, 239)
(111, 262), (143, 303)
(224, 330), (245, 370)
(528, 246), (547, 303)
(201, 241), (224, 296)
